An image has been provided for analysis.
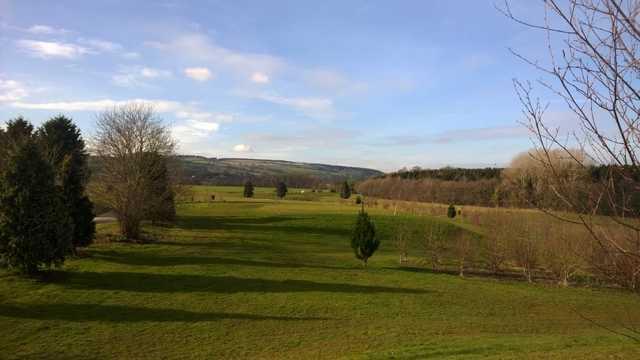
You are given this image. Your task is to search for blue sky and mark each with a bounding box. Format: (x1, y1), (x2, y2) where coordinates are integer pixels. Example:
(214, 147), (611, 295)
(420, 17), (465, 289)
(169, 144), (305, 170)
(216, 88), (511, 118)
(0, 0), (566, 171)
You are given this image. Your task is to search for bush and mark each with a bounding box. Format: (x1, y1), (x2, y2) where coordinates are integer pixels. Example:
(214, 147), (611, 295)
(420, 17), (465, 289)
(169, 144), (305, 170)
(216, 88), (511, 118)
(447, 204), (457, 218)
(351, 208), (380, 267)
(355, 196), (362, 205)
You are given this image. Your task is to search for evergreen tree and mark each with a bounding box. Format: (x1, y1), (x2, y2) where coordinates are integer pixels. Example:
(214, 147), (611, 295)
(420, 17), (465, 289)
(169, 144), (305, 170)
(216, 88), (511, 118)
(244, 181), (255, 198)
(37, 116), (95, 250)
(0, 120), (72, 274)
(276, 181), (288, 199)
(447, 204), (457, 219)
(340, 180), (352, 199)
(351, 206), (380, 267)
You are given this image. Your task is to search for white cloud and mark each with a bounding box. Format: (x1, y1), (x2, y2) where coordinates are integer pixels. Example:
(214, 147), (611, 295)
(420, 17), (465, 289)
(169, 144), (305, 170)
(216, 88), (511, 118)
(16, 39), (92, 59)
(233, 144), (253, 152)
(112, 67), (172, 87)
(26, 24), (70, 35)
(171, 119), (220, 145)
(250, 72), (269, 84)
(10, 98), (180, 112)
(78, 38), (122, 52)
(184, 67), (213, 81)
(0, 79), (28, 102)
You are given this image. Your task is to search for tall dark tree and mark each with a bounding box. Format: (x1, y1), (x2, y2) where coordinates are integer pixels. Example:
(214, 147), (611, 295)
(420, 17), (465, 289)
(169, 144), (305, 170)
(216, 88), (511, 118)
(447, 204), (457, 219)
(243, 181), (255, 198)
(37, 116), (95, 250)
(340, 180), (352, 199)
(351, 206), (380, 267)
(0, 119), (72, 274)
(276, 181), (288, 199)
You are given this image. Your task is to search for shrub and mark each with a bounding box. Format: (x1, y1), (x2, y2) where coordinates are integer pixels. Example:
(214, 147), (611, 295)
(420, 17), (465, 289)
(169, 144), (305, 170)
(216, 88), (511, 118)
(355, 196), (362, 205)
(351, 207), (380, 267)
(447, 204), (457, 218)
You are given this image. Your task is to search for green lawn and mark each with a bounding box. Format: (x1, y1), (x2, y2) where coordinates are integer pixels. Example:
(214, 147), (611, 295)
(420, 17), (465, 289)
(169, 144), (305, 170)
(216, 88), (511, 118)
(1, 187), (639, 359)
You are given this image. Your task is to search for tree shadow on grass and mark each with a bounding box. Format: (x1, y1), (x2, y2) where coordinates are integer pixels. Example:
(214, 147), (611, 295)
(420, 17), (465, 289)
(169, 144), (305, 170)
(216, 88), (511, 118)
(48, 271), (429, 294)
(0, 303), (328, 323)
(175, 215), (350, 237)
(92, 251), (349, 270)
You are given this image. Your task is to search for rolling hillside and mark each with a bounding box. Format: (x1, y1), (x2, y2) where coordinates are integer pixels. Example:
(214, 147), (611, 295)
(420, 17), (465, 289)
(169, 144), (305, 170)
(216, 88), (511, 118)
(177, 156), (383, 186)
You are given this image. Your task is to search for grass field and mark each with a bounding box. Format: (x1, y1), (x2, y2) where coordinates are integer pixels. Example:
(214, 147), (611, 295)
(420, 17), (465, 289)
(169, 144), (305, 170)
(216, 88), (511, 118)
(1, 186), (639, 359)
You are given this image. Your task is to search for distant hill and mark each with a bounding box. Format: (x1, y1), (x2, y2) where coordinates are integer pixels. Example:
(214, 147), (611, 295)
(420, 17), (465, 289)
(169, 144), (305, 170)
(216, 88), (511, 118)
(176, 156), (383, 186)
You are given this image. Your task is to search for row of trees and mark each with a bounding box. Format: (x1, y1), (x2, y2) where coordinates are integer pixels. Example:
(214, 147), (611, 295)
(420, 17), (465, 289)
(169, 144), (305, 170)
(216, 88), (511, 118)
(0, 116), (94, 274)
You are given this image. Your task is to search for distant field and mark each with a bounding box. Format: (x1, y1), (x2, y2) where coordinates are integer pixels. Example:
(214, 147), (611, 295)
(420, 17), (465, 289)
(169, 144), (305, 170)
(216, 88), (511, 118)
(1, 186), (639, 359)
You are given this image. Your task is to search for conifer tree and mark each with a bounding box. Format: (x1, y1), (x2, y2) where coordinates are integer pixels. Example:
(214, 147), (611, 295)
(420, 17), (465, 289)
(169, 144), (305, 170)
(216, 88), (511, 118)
(276, 181), (288, 199)
(0, 119), (72, 273)
(340, 180), (352, 199)
(37, 116), (95, 250)
(244, 181), (255, 198)
(447, 204), (457, 219)
(351, 205), (380, 267)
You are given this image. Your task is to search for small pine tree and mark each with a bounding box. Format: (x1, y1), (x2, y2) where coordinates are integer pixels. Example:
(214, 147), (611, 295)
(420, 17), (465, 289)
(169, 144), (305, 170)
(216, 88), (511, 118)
(340, 180), (352, 199)
(447, 204), (457, 219)
(244, 181), (255, 198)
(276, 182), (288, 199)
(0, 124), (72, 274)
(351, 206), (380, 267)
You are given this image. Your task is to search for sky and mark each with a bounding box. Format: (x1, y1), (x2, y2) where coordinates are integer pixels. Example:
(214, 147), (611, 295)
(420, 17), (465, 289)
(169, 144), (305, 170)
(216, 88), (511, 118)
(0, 0), (569, 171)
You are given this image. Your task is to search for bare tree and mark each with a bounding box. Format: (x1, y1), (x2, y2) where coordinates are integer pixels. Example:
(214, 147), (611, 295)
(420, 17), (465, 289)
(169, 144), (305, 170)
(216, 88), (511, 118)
(92, 103), (175, 240)
(392, 218), (411, 264)
(483, 211), (509, 275)
(423, 222), (450, 271)
(501, 0), (640, 291)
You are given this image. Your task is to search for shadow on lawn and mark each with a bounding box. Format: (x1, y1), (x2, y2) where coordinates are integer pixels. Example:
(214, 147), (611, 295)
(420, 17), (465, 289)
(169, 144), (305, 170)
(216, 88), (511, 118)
(0, 303), (328, 322)
(49, 271), (429, 294)
(92, 251), (348, 270)
(175, 215), (350, 237)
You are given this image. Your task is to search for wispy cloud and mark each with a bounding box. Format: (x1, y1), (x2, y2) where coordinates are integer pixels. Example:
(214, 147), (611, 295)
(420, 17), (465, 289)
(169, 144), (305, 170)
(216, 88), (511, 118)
(377, 125), (529, 146)
(0, 78), (28, 102)
(236, 91), (334, 119)
(16, 39), (92, 59)
(26, 24), (70, 35)
(10, 98), (181, 112)
(148, 33), (285, 80)
(112, 66), (172, 87)
(77, 38), (122, 52)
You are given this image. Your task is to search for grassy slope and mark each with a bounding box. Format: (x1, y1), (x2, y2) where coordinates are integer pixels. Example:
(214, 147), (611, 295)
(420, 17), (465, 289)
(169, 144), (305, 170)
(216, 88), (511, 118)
(1, 187), (639, 359)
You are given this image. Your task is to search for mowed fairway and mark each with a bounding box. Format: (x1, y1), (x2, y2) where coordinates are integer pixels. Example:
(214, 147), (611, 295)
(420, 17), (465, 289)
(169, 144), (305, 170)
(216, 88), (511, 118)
(1, 187), (639, 359)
